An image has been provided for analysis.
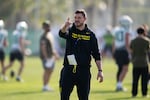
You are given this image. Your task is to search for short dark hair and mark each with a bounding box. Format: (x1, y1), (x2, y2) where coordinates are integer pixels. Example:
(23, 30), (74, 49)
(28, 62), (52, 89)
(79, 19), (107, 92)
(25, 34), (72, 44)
(137, 27), (145, 35)
(75, 9), (87, 18)
(42, 20), (50, 27)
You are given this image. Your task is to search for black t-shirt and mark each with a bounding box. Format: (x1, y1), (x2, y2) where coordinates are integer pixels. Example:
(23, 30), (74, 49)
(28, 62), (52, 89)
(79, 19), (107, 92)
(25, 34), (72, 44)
(130, 36), (150, 67)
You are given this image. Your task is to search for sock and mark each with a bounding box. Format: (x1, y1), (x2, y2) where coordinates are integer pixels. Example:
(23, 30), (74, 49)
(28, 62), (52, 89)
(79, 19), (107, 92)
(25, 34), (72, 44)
(117, 82), (122, 88)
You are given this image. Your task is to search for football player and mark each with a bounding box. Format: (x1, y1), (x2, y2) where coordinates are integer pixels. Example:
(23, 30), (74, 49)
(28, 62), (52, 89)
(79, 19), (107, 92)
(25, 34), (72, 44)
(0, 19), (8, 80)
(2, 21), (30, 82)
(112, 15), (133, 91)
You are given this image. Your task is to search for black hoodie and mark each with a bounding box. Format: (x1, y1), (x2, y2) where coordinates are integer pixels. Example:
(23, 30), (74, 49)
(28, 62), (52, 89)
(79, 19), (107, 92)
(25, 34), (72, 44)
(59, 23), (101, 68)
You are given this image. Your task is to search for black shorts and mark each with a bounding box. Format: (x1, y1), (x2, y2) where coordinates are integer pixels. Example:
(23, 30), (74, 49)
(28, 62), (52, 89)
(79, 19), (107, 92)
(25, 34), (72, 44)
(113, 49), (130, 67)
(10, 50), (24, 62)
(0, 49), (5, 61)
(103, 44), (112, 53)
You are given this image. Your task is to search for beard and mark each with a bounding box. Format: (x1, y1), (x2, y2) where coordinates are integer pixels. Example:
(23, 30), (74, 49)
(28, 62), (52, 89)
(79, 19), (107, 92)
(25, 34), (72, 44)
(75, 21), (84, 28)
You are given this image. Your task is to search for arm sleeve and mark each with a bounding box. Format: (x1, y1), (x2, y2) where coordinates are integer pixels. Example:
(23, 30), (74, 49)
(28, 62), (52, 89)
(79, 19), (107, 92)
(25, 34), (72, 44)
(59, 29), (69, 39)
(91, 33), (101, 61)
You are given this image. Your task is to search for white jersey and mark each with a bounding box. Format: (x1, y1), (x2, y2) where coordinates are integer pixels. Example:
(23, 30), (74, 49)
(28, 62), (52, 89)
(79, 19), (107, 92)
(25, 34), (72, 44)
(0, 29), (8, 49)
(112, 26), (129, 49)
(11, 30), (26, 50)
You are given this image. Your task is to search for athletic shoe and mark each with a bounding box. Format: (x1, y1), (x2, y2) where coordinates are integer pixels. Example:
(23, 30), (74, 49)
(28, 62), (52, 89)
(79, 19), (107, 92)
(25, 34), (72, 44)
(1, 75), (9, 81)
(42, 86), (54, 92)
(143, 95), (150, 98)
(16, 76), (24, 82)
(132, 95), (136, 98)
(116, 87), (127, 92)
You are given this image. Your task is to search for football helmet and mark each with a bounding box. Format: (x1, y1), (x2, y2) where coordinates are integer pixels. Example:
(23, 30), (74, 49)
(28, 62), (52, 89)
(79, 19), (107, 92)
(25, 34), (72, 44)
(16, 21), (28, 32)
(0, 19), (4, 29)
(119, 15), (133, 30)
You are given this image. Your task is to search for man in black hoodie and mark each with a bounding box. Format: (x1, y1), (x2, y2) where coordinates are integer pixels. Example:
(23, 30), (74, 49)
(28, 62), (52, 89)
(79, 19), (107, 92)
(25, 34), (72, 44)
(59, 9), (103, 100)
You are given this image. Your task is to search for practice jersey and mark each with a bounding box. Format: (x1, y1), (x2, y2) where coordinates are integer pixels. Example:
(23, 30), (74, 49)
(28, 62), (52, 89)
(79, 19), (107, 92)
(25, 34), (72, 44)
(11, 30), (25, 51)
(112, 26), (129, 49)
(0, 29), (8, 49)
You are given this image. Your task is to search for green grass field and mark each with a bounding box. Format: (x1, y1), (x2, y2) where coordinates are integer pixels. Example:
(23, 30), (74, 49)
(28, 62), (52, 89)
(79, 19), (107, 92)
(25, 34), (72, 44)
(0, 57), (150, 100)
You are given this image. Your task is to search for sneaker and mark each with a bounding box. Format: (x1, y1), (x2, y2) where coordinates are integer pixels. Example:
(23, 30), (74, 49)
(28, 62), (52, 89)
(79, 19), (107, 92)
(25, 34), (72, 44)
(3, 76), (8, 81)
(143, 95), (150, 98)
(132, 95), (136, 98)
(42, 86), (54, 92)
(116, 87), (127, 92)
(16, 76), (24, 82)
(116, 87), (122, 91)
(0, 74), (8, 81)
